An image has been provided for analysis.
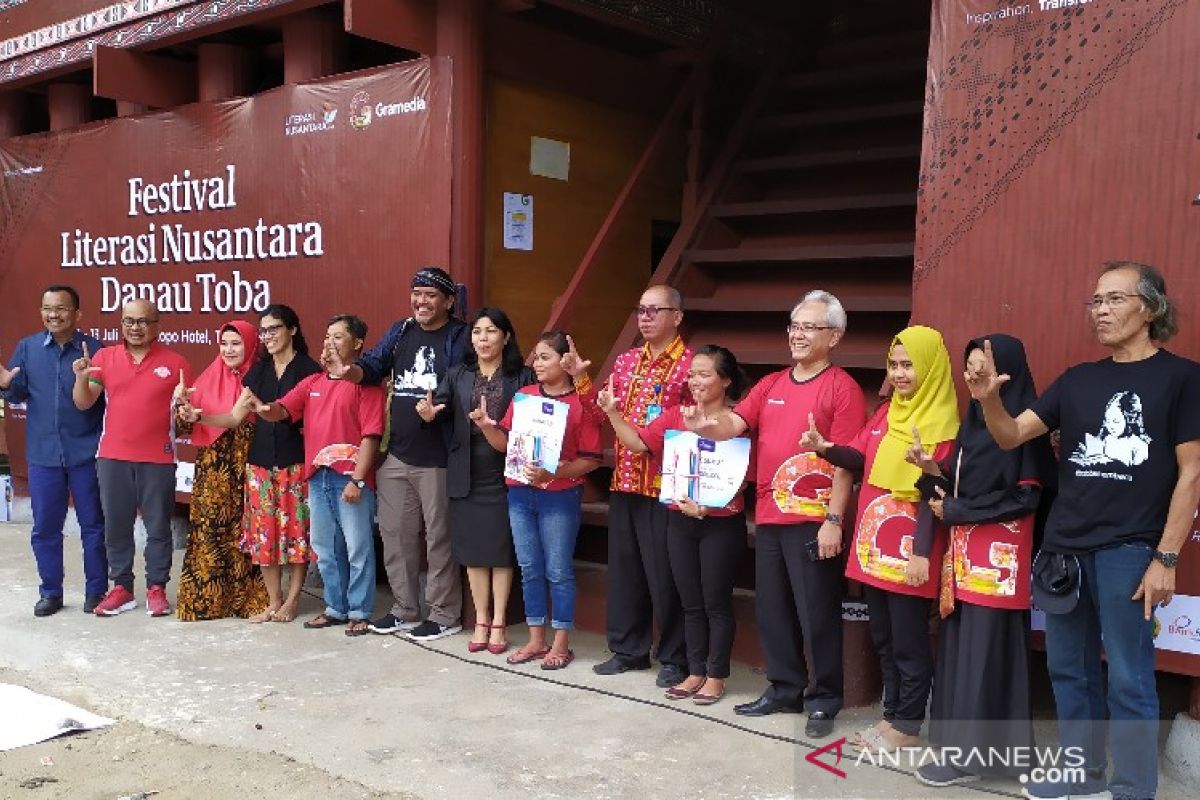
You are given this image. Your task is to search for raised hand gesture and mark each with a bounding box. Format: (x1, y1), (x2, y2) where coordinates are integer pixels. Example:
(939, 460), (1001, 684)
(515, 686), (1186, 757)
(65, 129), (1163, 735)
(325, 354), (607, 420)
(905, 425), (940, 474)
(415, 389), (445, 422)
(963, 338), (1009, 401)
(323, 344), (351, 379)
(680, 404), (719, 434)
(238, 387), (270, 415)
(0, 346), (20, 389)
(799, 413), (829, 453)
(71, 341), (101, 379)
(560, 334), (592, 378)
(468, 394), (496, 429)
(597, 379), (618, 414)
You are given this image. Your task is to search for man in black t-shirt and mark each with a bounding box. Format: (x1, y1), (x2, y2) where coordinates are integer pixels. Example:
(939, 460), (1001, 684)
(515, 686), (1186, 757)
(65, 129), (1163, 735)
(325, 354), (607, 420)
(330, 267), (468, 640)
(968, 262), (1200, 800)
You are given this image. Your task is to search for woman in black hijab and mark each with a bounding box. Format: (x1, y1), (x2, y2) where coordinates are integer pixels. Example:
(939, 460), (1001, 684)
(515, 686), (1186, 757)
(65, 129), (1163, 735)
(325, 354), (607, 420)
(911, 334), (1055, 788)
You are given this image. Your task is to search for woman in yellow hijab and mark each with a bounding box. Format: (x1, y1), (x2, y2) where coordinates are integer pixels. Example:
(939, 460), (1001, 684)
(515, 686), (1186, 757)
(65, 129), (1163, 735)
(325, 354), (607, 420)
(802, 325), (959, 752)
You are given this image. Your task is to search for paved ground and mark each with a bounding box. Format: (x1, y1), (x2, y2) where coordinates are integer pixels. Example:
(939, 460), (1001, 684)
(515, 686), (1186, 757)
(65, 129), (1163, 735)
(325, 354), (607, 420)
(0, 521), (1191, 799)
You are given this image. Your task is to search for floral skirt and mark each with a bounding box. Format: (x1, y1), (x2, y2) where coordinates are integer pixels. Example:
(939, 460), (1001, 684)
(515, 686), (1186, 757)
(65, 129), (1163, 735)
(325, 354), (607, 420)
(240, 464), (315, 565)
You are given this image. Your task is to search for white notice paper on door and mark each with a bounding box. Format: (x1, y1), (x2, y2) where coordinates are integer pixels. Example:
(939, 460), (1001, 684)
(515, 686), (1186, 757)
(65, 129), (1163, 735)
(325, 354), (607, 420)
(503, 192), (533, 250)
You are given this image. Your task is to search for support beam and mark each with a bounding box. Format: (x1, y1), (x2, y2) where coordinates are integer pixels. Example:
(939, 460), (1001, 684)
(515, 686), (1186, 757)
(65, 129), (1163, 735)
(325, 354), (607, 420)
(198, 43), (256, 102)
(437, 0), (485, 309)
(344, 0), (437, 54)
(0, 92), (28, 139)
(47, 83), (92, 132)
(284, 9), (345, 84)
(93, 46), (198, 109)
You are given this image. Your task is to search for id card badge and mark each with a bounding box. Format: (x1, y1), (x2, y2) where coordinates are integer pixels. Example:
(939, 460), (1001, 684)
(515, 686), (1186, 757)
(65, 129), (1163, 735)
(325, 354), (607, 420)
(645, 404), (663, 424)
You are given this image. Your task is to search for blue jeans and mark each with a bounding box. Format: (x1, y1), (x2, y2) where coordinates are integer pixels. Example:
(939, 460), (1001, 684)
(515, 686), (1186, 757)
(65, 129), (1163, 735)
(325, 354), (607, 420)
(508, 484), (582, 630)
(29, 462), (108, 598)
(308, 468), (377, 620)
(1044, 542), (1159, 800)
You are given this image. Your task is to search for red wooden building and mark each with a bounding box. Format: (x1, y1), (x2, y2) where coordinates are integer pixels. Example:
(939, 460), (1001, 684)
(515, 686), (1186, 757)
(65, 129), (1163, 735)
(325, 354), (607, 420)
(2, 0), (1199, 711)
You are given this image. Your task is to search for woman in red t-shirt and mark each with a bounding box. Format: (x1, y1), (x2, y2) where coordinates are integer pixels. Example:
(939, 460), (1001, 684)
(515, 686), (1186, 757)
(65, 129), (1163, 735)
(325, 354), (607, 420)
(599, 345), (751, 706)
(475, 331), (603, 670)
(804, 325), (959, 752)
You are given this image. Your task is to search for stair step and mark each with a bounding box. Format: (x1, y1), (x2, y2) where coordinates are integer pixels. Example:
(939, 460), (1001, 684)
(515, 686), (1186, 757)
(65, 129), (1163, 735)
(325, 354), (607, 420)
(710, 193), (917, 218)
(756, 101), (923, 132)
(781, 57), (927, 91)
(684, 294), (911, 314)
(686, 242), (914, 264)
(734, 145), (921, 174)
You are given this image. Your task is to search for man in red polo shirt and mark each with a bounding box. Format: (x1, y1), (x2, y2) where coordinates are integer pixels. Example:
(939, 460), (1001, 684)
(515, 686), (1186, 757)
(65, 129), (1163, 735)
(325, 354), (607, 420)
(73, 299), (191, 618)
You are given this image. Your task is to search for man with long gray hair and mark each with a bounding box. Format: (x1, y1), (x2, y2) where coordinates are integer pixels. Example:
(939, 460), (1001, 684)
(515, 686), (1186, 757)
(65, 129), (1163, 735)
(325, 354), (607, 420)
(968, 261), (1200, 800)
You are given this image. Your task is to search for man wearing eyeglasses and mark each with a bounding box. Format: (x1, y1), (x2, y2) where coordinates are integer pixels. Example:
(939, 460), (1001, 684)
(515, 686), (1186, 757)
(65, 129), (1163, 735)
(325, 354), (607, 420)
(681, 289), (865, 739)
(73, 298), (191, 618)
(0, 286), (107, 617)
(968, 261), (1200, 800)
(590, 284), (692, 687)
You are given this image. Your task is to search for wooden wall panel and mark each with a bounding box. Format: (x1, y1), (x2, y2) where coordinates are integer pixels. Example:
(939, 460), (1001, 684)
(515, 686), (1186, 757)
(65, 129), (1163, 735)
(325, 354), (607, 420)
(483, 77), (685, 366)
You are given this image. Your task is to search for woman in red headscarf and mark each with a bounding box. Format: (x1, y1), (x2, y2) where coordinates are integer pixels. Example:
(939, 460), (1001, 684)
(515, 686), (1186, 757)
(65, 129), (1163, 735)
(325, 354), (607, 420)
(174, 321), (270, 621)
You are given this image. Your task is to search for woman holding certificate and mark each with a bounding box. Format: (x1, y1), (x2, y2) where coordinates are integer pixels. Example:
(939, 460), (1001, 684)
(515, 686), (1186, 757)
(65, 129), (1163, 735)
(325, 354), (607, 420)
(475, 331), (602, 670)
(802, 325), (959, 752)
(599, 345), (750, 706)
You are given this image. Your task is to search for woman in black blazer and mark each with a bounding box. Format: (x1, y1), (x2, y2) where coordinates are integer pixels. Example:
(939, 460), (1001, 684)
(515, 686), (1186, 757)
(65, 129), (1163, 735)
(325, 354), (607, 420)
(418, 307), (532, 655)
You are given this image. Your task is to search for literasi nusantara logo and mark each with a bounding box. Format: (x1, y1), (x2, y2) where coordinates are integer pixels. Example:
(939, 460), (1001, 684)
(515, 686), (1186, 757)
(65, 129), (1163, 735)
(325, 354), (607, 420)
(284, 101), (338, 137)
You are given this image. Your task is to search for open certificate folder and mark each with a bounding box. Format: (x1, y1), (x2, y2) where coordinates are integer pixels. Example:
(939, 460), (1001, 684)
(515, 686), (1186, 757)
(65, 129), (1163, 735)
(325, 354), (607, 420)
(659, 431), (751, 508)
(504, 393), (569, 484)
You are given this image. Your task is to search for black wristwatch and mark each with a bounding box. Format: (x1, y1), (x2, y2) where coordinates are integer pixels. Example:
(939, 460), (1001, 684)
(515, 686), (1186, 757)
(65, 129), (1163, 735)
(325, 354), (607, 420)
(352, 479), (366, 490)
(1153, 550), (1179, 568)
(825, 512), (843, 526)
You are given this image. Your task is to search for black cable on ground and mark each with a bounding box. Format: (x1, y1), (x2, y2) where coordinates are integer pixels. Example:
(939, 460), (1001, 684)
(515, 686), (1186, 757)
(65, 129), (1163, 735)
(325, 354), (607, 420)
(297, 585), (1022, 799)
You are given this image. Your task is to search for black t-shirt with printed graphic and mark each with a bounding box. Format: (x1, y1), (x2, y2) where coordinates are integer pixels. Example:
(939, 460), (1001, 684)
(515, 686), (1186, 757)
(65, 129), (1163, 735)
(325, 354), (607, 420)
(1030, 349), (1200, 553)
(389, 323), (452, 467)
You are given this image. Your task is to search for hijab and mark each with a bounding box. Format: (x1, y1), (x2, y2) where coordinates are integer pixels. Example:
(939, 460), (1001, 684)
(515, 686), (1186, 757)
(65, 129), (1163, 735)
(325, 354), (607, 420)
(868, 325), (960, 501)
(955, 333), (1055, 498)
(188, 320), (261, 447)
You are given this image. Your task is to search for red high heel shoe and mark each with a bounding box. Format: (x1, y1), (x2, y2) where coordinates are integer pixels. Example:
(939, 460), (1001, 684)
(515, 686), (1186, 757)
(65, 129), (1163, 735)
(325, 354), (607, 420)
(487, 622), (509, 655)
(467, 622), (491, 653)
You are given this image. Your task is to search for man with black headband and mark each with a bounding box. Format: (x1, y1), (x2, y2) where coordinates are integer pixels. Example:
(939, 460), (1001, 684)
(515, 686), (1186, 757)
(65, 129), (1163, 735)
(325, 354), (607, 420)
(329, 266), (468, 640)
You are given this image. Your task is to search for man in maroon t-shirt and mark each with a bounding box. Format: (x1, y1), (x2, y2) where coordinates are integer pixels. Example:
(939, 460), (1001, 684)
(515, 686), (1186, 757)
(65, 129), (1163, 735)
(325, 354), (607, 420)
(73, 299), (191, 618)
(686, 290), (865, 739)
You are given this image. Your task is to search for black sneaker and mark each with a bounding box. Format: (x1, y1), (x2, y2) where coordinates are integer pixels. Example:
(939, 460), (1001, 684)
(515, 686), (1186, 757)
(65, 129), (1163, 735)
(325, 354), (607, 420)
(915, 763), (979, 787)
(406, 621), (463, 641)
(34, 596), (63, 617)
(368, 613), (420, 634)
(592, 655), (652, 675)
(655, 664), (688, 688)
(83, 595), (104, 614)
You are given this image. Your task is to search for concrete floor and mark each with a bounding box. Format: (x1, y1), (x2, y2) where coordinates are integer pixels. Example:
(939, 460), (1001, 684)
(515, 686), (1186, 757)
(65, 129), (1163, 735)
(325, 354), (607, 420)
(0, 521), (1192, 799)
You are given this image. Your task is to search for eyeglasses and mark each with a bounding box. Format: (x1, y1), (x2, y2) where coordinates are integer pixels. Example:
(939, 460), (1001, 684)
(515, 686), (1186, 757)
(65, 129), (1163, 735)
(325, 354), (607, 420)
(786, 323), (834, 335)
(636, 305), (678, 318)
(258, 323), (285, 338)
(40, 306), (75, 316)
(121, 317), (158, 328)
(1086, 292), (1139, 310)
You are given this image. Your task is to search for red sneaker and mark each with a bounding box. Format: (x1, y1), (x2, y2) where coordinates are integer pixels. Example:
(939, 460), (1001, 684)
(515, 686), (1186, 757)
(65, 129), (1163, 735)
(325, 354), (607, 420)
(94, 586), (137, 617)
(146, 585), (171, 617)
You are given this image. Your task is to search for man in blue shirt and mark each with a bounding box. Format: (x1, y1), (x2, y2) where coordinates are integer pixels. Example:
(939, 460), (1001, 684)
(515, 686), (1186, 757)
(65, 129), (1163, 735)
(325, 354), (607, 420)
(0, 285), (107, 616)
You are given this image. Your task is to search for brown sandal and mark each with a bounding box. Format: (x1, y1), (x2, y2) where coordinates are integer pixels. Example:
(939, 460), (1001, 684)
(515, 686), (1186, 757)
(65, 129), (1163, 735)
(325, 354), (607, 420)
(345, 619), (370, 637)
(304, 613), (347, 629)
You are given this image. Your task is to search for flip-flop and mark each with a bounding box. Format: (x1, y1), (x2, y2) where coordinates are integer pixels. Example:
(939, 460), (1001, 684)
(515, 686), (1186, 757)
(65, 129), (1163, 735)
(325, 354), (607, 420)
(854, 727), (912, 755)
(304, 613), (347, 629)
(506, 646), (551, 665)
(540, 649), (575, 670)
(345, 620), (370, 637)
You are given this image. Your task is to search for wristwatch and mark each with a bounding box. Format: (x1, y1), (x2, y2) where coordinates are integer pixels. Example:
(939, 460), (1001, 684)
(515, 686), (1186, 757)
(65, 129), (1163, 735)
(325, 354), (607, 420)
(1153, 550), (1179, 568)
(352, 479), (366, 490)
(825, 512), (844, 526)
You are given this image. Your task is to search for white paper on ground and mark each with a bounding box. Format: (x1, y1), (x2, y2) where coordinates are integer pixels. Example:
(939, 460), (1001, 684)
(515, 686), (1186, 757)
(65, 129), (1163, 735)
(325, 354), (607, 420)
(0, 683), (113, 751)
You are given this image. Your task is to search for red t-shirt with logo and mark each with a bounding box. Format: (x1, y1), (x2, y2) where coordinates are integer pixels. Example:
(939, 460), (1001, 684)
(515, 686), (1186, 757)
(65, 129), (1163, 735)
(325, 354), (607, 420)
(844, 402), (954, 599)
(500, 384), (603, 492)
(733, 366), (866, 526)
(637, 406), (749, 516)
(92, 342), (192, 464)
(277, 373), (386, 489)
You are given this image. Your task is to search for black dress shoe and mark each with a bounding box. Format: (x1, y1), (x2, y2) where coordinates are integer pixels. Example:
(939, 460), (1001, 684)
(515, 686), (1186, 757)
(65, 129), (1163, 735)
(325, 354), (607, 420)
(592, 655), (652, 676)
(83, 595), (105, 614)
(805, 711), (835, 738)
(34, 596), (64, 617)
(655, 664), (687, 688)
(733, 694), (803, 717)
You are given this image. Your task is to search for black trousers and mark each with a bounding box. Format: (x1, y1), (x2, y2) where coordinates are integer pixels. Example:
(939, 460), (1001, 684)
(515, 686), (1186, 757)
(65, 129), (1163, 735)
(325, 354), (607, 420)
(865, 584), (934, 736)
(666, 510), (746, 679)
(605, 492), (686, 668)
(755, 523), (845, 715)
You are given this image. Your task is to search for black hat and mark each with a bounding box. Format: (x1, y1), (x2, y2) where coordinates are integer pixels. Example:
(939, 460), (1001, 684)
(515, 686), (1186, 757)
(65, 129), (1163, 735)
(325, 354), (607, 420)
(1032, 551), (1081, 615)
